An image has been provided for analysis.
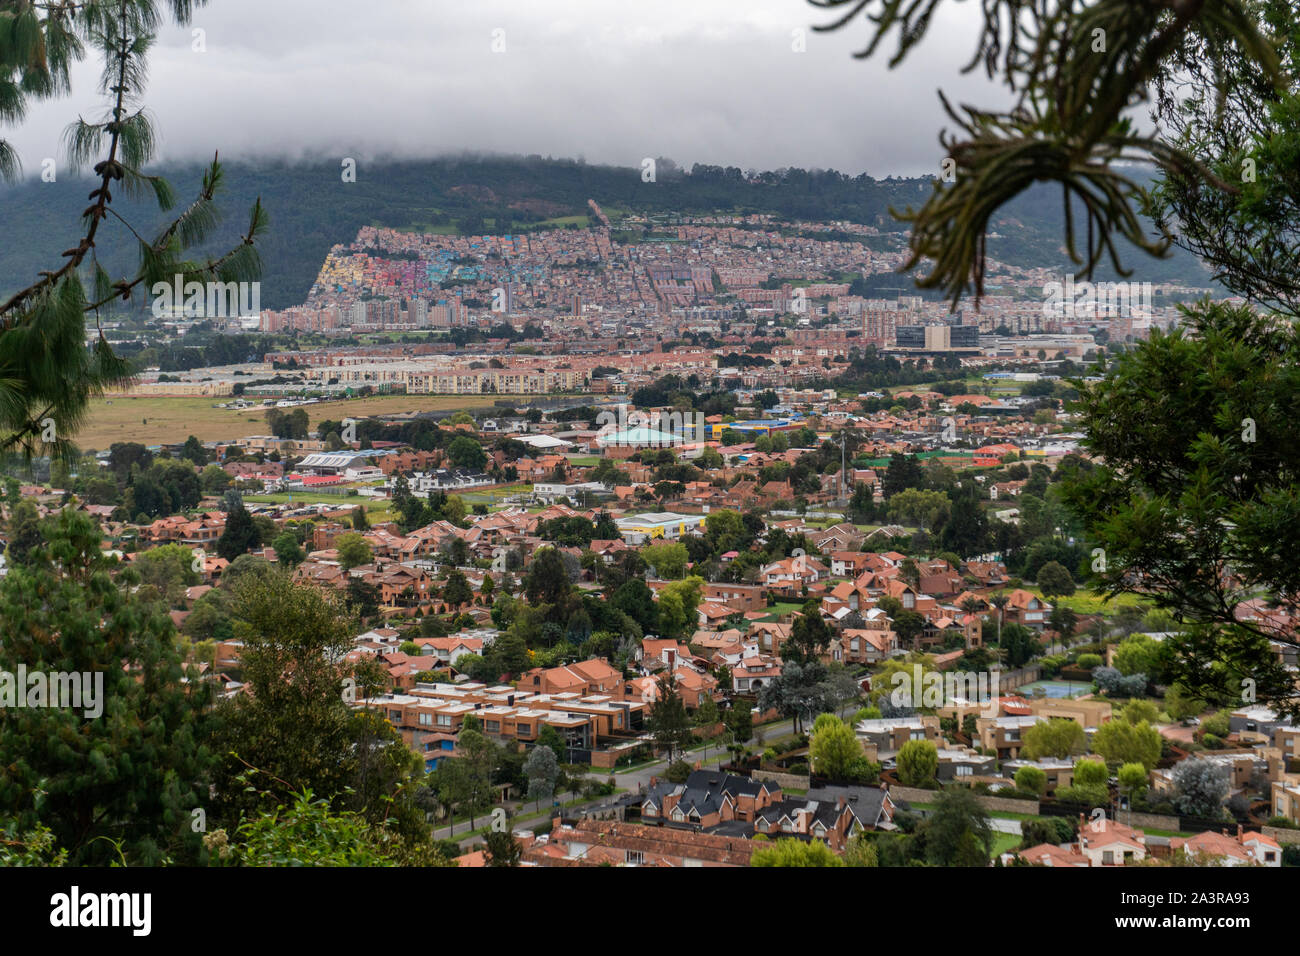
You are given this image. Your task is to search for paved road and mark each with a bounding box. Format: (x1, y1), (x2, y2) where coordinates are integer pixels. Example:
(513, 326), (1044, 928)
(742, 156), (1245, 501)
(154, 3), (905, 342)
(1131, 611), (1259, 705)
(432, 717), (800, 845)
(611, 717), (798, 792)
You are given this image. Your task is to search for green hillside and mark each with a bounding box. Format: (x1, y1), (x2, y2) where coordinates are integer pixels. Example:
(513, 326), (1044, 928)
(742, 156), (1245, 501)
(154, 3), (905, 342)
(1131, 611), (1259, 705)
(0, 153), (1214, 310)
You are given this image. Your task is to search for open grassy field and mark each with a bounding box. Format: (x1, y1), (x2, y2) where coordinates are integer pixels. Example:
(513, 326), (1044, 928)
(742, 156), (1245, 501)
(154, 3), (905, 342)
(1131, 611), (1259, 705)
(459, 483), (532, 506)
(903, 376), (1024, 396)
(534, 214), (591, 229)
(76, 394), (498, 451)
(767, 602), (806, 619)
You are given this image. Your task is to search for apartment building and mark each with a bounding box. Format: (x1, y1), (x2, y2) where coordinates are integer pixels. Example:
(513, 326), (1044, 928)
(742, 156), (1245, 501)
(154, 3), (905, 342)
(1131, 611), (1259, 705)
(976, 715), (1044, 759)
(360, 679), (648, 765)
(1003, 757), (1076, 796)
(855, 715), (941, 760)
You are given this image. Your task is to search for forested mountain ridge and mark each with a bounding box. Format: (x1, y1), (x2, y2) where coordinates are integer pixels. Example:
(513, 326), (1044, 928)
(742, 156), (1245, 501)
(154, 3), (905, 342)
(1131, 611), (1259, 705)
(0, 153), (1213, 310)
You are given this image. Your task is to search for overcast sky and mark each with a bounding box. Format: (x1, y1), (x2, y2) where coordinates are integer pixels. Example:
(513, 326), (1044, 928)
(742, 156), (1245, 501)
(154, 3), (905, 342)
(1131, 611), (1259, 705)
(9, 0), (1012, 179)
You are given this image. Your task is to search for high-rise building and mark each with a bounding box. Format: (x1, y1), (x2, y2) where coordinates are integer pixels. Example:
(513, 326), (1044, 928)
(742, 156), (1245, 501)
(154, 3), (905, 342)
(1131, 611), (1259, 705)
(862, 309), (897, 347)
(895, 324), (980, 350)
(410, 298), (428, 327)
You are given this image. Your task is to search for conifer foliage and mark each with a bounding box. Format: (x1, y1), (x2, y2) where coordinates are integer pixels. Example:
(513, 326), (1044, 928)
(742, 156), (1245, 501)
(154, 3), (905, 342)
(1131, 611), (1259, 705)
(810, 0), (1283, 305)
(0, 509), (215, 865)
(0, 1), (265, 458)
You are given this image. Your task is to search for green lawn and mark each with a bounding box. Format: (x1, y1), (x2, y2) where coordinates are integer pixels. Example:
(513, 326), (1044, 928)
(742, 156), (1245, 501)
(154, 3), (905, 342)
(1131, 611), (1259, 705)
(752, 603), (804, 623)
(533, 214), (591, 229)
(1031, 588), (1149, 615)
(459, 483), (532, 505)
(907, 801), (1038, 823)
(991, 832), (1022, 856)
(244, 492), (364, 507)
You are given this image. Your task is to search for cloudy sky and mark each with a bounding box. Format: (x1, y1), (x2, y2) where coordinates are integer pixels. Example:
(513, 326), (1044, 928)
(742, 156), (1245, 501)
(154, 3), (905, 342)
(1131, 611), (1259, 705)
(10, 0), (1012, 178)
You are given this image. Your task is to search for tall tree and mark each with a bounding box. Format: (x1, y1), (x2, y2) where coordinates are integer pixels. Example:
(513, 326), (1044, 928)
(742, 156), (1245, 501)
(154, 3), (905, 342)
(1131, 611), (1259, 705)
(784, 599), (834, 664)
(216, 502), (260, 561)
(182, 435), (208, 466)
(1148, 0), (1300, 318)
(896, 739), (939, 788)
(455, 729), (498, 829)
(524, 546), (572, 608)
(3, 499), (42, 565)
(441, 569), (474, 608)
(0, 509), (214, 865)
(921, 788), (994, 867)
(523, 744), (559, 812)
(210, 571), (425, 839)
(1060, 302), (1300, 717)
(758, 661), (837, 735)
(484, 829), (522, 867)
(809, 715), (864, 781)
(648, 673), (693, 763)
(335, 532), (372, 570)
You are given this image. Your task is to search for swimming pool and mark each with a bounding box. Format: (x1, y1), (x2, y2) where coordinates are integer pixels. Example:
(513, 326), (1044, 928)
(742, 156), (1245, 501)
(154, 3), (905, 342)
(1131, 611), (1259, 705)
(1013, 679), (1089, 699)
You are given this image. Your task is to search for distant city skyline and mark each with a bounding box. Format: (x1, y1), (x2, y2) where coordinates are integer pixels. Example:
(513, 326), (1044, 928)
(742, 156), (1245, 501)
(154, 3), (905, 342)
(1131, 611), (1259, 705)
(6, 0), (1014, 180)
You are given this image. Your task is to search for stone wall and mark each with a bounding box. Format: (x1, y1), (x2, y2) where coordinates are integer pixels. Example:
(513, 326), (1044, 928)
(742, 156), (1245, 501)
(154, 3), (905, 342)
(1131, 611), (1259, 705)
(756, 771), (811, 791)
(1117, 810), (1182, 832)
(1263, 825), (1300, 846)
(888, 784), (1039, 815)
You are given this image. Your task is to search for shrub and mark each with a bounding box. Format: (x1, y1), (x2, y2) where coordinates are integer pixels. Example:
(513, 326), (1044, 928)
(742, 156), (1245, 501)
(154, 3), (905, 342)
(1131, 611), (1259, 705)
(1077, 653), (1103, 670)
(1055, 784), (1109, 806)
(1201, 710), (1231, 738)
(896, 739), (939, 788)
(1019, 816), (1076, 848)
(1013, 765), (1047, 796)
(844, 756), (881, 785)
(1121, 699), (1161, 725)
(664, 759), (692, 784)
(1170, 759), (1230, 818)
(1094, 666), (1148, 697)
(1074, 759), (1109, 789)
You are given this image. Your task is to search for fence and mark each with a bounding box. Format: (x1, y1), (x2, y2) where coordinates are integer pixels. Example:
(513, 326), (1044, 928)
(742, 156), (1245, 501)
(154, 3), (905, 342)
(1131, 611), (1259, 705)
(998, 664), (1043, 692)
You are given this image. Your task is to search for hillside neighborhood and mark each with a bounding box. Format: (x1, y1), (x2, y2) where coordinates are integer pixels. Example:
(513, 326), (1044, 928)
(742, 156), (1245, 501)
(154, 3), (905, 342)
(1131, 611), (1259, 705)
(7, 384), (1299, 870)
